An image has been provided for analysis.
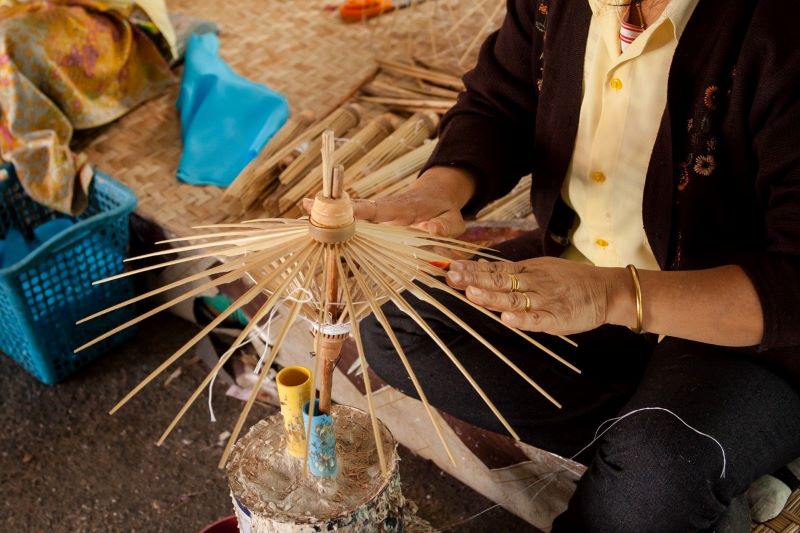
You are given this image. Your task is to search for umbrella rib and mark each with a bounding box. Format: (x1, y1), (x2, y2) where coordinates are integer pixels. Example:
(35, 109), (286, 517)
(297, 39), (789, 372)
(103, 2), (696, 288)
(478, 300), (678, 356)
(335, 246), (388, 474)
(359, 235), (580, 367)
(353, 238), (564, 408)
(156, 243), (323, 445)
(341, 247), (457, 465)
(79, 236), (305, 324)
(352, 242), (520, 440)
(155, 227), (306, 245)
(108, 242), (318, 417)
(220, 245), (325, 469)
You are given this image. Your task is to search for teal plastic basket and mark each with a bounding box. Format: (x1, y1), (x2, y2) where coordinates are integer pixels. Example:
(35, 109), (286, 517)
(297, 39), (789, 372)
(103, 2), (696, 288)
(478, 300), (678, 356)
(0, 164), (138, 384)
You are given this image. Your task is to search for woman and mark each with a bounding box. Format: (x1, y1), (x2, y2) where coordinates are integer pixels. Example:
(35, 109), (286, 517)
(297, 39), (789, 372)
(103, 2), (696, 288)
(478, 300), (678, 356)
(355, 0), (800, 530)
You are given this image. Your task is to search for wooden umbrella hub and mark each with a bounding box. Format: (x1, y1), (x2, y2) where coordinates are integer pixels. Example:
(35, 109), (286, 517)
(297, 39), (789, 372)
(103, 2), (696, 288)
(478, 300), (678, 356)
(307, 191), (355, 244)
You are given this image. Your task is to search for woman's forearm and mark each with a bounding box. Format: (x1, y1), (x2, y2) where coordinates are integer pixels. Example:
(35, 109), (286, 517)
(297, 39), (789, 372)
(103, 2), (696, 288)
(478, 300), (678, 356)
(605, 265), (764, 347)
(413, 166), (477, 210)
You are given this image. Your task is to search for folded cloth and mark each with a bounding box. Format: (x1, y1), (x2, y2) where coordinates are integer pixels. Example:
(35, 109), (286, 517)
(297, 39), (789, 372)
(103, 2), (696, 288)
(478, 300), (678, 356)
(176, 32), (289, 187)
(0, 0), (176, 215)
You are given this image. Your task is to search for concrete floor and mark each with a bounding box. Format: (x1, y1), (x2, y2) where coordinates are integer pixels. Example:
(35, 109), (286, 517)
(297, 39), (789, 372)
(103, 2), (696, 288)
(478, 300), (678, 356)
(0, 313), (538, 532)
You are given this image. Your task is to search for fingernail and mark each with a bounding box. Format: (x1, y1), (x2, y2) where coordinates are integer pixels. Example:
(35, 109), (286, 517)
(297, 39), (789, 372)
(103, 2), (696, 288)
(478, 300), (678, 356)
(503, 312), (516, 321)
(468, 286), (482, 296)
(450, 261), (465, 271)
(447, 271), (462, 282)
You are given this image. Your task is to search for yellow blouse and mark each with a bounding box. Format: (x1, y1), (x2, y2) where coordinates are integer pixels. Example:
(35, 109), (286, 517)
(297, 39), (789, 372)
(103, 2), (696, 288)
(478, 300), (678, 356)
(561, 0), (699, 270)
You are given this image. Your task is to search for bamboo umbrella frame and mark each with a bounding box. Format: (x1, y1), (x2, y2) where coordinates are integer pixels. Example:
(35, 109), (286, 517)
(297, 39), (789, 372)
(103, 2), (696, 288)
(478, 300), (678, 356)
(76, 130), (579, 476)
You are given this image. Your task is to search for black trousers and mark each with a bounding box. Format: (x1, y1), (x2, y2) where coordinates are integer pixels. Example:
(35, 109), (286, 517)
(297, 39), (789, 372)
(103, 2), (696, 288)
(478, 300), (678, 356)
(361, 235), (800, 532)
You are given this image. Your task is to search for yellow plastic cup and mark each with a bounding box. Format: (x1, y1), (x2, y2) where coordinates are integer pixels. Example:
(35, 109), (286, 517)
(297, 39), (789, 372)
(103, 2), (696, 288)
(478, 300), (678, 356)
(276, 366), (312, 457)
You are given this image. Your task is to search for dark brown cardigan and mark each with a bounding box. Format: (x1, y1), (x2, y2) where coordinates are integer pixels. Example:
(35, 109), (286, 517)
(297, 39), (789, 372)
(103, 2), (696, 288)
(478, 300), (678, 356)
(424, 0), (800, 377)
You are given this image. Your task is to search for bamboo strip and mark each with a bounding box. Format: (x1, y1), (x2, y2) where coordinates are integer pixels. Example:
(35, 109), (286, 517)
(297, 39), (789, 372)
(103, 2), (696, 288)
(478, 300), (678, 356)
(335, 245), (387, 474)
(341, 247), (457, 465)
(352, 241), (521, 440)
(82, 235), (305, 340)
(358, 95), (456, 110)
(121, 229), (305, 263)
(459, 0), (505, 66)
(412, 56), (464, 79)
(444, 0), (494, 37)
(373, 174), (416, 198)
(277, 115), (398, 214)
(377, 59), (465, 91)
(349, 140), (436, 198)
(157, 244), (324, 446)
(224, 110), (316, 209)
(361, 80), (422, 99)
(321, 130), (335, 198)
(344, 112), (438, 185)
(90, 247), (247, 286)
(80, 250), (252, 323)
(220, 247), (325, 468)
(394, 79), (461, 100)
(86, 237), (310, 353)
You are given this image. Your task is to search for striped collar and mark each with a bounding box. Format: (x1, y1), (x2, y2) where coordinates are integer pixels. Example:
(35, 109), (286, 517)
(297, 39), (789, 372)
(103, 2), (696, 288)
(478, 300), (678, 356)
(587, 0), (698, 40)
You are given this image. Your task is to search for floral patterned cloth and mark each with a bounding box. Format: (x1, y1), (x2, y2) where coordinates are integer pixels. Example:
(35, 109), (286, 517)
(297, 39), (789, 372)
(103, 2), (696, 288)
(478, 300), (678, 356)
(0, 0), (176, 214)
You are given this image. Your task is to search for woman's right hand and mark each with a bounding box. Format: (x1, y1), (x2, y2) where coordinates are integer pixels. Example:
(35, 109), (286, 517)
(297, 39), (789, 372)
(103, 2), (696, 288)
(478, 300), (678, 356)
(302, 166), (476, 238)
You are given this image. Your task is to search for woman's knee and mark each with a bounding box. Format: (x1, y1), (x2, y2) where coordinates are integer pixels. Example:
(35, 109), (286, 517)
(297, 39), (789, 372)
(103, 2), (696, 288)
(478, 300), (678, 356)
(556, 416), (730, 532)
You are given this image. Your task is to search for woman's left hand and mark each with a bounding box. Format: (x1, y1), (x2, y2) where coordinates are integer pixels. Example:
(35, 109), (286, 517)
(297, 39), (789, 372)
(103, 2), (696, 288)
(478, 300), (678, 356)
(445, 257), (629, 335)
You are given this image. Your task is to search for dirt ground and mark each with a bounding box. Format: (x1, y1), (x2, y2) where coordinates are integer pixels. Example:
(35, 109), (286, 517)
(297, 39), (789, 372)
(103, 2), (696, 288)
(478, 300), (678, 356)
(0, 313), (538, 532)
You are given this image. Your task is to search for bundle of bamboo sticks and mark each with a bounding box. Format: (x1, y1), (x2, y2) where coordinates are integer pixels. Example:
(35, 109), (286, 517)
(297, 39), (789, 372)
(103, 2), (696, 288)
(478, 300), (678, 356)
(475, 175), (533, 221)
(357, 59), (463, 114)
(223, 105), (362, 213)
(222, 57), (468, 216)
(349, 140), (437, 199)
(343, 111), (438, 185)
(254, 111), (439, 218)
(275, 114), (401, 215)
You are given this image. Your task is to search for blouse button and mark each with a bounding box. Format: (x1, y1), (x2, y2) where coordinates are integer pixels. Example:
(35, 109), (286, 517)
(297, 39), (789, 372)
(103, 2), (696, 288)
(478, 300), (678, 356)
(609, 78), (623, 91)
(591, 171), (606, 183)
(596, 238), (610, 248)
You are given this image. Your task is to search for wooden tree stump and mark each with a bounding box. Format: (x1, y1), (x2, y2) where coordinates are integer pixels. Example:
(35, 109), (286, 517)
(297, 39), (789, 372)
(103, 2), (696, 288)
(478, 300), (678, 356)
(227, 405), (403, 532)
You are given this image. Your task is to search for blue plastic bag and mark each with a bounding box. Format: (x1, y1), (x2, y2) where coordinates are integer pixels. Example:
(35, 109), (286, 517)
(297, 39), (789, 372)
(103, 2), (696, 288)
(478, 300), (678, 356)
(177, 33), (289, 187)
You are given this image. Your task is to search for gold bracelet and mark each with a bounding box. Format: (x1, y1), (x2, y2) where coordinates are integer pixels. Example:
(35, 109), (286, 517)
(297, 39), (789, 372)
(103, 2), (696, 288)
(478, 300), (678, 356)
(626, 264), (644, 334)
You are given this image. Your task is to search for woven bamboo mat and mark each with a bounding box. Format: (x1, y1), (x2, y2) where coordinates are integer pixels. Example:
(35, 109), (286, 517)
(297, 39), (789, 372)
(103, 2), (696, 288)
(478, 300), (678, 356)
(82, 0), (503, 238)
(753, 491), (800, 532)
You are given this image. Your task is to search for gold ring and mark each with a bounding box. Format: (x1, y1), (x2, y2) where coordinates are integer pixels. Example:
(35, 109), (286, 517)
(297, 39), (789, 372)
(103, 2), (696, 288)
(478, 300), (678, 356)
(523, 292), (531, 312)
(509, 273), (520, 292)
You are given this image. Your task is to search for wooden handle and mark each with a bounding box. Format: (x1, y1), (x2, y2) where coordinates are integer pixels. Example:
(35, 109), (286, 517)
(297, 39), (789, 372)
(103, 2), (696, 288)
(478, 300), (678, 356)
(317, 334), (347, 413)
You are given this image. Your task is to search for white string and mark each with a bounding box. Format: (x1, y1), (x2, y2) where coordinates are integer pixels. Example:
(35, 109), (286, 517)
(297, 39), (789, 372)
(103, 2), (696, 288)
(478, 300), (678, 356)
(439, 406), (727, 530)
(254, 287), (315, 374)
(580, 407), (727, 479)
(205, 287), (315, 422)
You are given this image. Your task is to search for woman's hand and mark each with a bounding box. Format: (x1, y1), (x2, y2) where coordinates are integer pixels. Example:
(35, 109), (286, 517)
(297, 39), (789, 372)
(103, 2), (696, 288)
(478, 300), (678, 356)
(303, 166), (476, 237)
(445, 257), (631, 335)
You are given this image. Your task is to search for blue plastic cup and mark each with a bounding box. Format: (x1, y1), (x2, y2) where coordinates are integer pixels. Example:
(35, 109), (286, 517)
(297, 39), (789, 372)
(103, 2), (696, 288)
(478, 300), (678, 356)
(302, 399), (338, 477)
